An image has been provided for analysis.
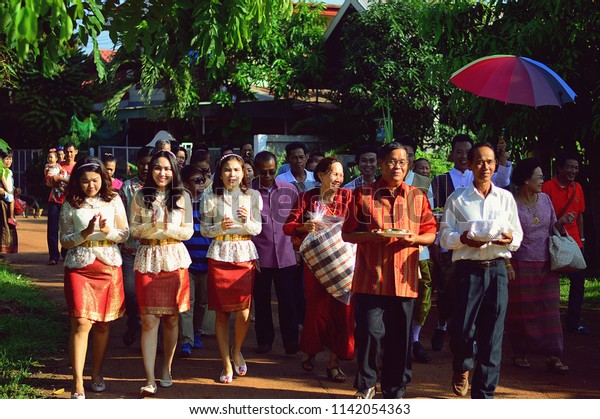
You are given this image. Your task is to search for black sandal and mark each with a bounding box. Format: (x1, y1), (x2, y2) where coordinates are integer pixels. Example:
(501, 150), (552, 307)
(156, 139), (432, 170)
(326, 366), (347, 383)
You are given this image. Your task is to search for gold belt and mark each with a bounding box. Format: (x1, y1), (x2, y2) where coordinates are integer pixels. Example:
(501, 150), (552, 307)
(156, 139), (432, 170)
(215, 234), (251, 242)
(79, 240), (116, 248)
(140, 238), (182, 246)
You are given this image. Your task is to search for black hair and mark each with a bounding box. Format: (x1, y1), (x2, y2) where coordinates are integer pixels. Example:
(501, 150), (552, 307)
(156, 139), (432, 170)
(220, 144), (235, 155)
(285, 142), (307, 156)
(378, 142), (408, 160)
(137, 146), (154, 161)
(451, 134), (473, 151)
(102, 153), (117, 164)
(354, 144), (379, 164)
(177, 147), (188, 160)
(190, 149), (211, 165)
(137, 150), (185, 212)
(66, 157), (116, 209)
(195, 142), (209, 152)
(309, 149), (325, 158)
(181, 164), (202, 182)
(313, 156), (341, 184)
(212, 154), (249, 196)
(512, 158), (541, 187)
(467, 142), (495, 163)
(64, 141), (77, 150)
(414, 157), (430, 166)
(243, 156), (255, 171)
(556, 151), (581, 169)
(0, 150), (12, 159)
(397, 135), (417, 152)
(254, 150), (277, 166)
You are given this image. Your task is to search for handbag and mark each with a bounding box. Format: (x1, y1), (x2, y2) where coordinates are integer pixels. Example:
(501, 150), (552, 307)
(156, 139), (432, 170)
(549, 225), (586, 273)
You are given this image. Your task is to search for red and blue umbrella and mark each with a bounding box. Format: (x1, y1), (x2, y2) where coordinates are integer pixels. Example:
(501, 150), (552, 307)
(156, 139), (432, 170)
(450, 55), (576, 107)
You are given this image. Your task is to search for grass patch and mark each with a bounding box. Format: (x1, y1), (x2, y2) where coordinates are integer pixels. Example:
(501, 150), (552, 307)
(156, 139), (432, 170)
(0, 260), (66, 398)
(560, 277), (600, 310)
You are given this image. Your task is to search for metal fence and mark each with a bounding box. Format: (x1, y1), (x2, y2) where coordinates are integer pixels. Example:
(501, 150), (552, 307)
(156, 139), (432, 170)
(12, 149), (43, 196)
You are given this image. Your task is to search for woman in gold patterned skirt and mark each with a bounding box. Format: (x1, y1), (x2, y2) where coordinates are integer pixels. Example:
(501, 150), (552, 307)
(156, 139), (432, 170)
(130, 150), (194, 396)
(60, 157), (129, 399)
(201, 154), (262, 384)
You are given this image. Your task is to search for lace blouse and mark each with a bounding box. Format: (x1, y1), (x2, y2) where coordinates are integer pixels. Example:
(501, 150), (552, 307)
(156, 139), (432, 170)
(130, 190), (194, 274)
(200, 188), (262, 262)
(60, 195), (129, 269)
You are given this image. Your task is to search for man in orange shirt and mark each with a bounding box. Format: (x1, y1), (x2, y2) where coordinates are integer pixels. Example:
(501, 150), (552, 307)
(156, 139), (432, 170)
(342, 142), (437, 399)
(542, 152), (589, 335)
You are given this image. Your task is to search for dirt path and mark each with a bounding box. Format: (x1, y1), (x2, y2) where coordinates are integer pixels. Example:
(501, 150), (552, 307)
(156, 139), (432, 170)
(5, 217), (600, 399)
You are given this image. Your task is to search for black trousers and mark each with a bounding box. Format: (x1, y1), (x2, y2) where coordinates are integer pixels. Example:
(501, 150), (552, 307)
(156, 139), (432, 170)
(354, 293), (414, 399)
(450, 260), (508, 399)
(253, 265), (300, 349)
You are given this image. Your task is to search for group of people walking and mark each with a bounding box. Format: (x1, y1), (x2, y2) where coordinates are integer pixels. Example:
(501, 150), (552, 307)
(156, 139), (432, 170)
(39, 133), (588, 400)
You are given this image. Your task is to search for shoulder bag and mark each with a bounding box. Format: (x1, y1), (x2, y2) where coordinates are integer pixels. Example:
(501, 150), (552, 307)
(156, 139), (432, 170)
(549, 225), (586, 273)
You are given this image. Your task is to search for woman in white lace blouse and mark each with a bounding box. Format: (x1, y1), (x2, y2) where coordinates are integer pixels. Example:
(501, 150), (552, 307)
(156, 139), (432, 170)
(60, 157), (129, 399)
(130, 150), (194, 396)
(201, 154), (262, 383)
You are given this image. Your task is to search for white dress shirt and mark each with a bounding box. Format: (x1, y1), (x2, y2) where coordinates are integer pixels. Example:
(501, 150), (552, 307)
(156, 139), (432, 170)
(448, 161), (512, 190)
(439, 183), (522, 262)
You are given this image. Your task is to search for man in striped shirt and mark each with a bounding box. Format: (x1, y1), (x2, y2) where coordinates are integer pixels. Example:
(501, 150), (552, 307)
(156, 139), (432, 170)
(342, 142), (436, 399)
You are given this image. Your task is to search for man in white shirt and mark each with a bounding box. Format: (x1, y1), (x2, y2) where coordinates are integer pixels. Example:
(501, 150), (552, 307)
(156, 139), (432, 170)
(439, 142), (522, 398)
(430, 134), (511, 352)
(275, 142), (316, 192)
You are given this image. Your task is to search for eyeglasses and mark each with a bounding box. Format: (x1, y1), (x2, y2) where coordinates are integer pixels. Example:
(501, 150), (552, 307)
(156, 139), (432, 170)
(384, 159), (409, 168)
(191, 177), (206, 185)
(259, 169), (277, 176)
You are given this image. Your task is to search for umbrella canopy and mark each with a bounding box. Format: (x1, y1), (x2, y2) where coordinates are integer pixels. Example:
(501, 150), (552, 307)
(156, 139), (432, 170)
(450, 55), (576, 107)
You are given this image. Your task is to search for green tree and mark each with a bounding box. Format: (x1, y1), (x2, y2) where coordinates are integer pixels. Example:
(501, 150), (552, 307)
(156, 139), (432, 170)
(0, 0), (105, 76)
(101, 0), (296, 121)
(11, 49), (94, 149)
(332, 0), (442, 147)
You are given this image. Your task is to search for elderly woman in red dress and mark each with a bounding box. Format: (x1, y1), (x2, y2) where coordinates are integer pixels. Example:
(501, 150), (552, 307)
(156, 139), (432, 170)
(60, 157), (129, 399)
(130, 150), (194, 396)
(283, 157), (354, 383)
(201, 154), (262, 384)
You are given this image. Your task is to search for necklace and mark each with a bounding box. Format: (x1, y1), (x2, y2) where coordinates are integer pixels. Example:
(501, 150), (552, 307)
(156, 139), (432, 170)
(522, 194), (540, 224)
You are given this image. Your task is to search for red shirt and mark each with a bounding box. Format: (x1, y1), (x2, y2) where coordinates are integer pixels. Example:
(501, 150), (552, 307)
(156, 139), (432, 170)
(542, 177), (585, 247)
(283, 187), (352, 246)
(342, 180), (436, 298)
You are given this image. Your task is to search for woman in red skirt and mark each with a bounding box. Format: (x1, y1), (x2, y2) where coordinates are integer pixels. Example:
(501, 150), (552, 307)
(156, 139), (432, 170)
(283, 157), (354, 383)
(130, 150), (194, 396)
(201, 154), (262, 383)
(60, 157), (129, 399)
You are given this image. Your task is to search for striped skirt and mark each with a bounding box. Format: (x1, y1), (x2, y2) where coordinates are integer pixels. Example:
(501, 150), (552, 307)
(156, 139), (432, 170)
(64, 259), (124, 322)
(207, 259), (255, 312)
(135, 268), (190, 315)
(506, 260), (563, 356)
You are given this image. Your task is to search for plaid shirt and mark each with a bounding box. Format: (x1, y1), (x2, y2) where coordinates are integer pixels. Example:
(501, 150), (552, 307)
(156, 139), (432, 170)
(342, 179), (436, 298)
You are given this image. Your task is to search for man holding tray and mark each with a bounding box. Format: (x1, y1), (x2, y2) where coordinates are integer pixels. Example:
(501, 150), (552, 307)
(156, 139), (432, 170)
(439, 142), (522, 399)
(342, 142), (436, 399)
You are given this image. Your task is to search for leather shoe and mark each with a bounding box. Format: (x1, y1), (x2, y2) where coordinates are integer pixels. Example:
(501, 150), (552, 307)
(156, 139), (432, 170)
(255, 343), (272, 354)
(452, 371), (469, 397)
(431, 328), (446, 351)
(413, 341), (432, 363)
(354, 387), (376, 399)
